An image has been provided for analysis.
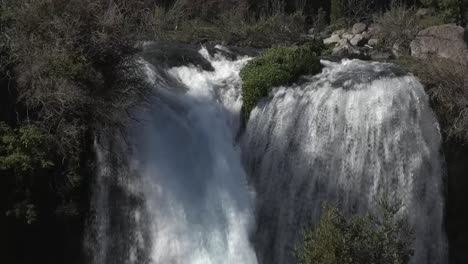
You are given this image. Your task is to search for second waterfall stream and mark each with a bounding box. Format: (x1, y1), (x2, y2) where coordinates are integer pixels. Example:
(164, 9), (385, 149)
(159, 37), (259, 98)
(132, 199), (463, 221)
(86, 45), (447, 264)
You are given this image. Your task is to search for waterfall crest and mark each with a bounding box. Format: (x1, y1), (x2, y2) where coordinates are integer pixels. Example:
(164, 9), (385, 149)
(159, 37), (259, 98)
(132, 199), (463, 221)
(242, 59), (447, 264)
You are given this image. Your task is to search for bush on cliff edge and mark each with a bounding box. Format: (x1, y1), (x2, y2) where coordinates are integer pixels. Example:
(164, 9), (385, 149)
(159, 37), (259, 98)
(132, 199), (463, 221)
(240, 43), (323, 122)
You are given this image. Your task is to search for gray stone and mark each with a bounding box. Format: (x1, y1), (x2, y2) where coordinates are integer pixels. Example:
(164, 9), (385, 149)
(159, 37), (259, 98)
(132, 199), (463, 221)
(352, 23), (367, 34)
(332, 39), (361, 57)
(350, 34), (367, 47)
(368, 38), (379, 46)
(410, 24), (468, 65)
(324, 34), (341, 45)
(342, 33), (354, 40)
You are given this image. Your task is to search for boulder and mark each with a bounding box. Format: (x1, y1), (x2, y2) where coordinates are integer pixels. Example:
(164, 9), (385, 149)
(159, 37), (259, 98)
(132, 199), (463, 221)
(324, 34), (341, 45)
(342, 32), (354, 40)
(350, 34), (367, 46)
(352, 23), (367, 34)
(332, 39), (361, 57)
(410, 24), (468, 65)
(368, 38), (379, 46)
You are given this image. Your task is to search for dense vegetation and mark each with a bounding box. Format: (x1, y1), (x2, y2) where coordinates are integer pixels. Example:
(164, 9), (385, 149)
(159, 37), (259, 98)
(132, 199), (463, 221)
(240, 44), (323, 119)
(1, 0), (467, 263)
(1, 0), (152, 262)
(297, 200), (414, 264)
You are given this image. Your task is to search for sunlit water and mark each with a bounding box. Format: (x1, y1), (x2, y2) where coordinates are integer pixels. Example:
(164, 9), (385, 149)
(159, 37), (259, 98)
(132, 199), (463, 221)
(86, 49), (447, 264)
(242, 60), (447, 264)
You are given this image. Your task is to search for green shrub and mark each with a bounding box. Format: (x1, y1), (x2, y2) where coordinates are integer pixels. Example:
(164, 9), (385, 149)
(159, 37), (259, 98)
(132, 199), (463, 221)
(0, 122), (53, 172)
(297, 200), (414, 264)
(240, 43), (323, 120)
(0, 122), (55, 223)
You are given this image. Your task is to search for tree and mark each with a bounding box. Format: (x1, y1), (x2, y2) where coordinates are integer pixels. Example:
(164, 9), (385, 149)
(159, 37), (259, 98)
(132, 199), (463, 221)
(297, 199), (414, 264)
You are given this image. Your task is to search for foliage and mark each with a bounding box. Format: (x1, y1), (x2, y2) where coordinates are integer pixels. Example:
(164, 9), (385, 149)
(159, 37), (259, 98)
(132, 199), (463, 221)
(297, 199), (414, 264)
(0, 0), (153, 229)
(0, 123), (53, 172)
(0, 122), (55, 223)
(240, 43), (323, 120)
(330, 0), (345, 24)
(330, 0), (374, 26)
(142, 2), (308, 48)
(4, 0), (151, 148)
(397, 56), (468, 144)
(420, 0), (468, 25)
(373, 1), (444, 54)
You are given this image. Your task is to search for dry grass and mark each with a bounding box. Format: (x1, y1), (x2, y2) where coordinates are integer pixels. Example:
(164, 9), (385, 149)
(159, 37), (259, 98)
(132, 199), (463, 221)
(399, 56), (468, 144)
(373, 1), (444, 53)
(141, 0), (307, 48)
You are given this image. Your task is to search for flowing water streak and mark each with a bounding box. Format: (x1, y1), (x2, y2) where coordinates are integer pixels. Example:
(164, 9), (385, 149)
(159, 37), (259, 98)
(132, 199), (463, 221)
(242, 60), (447, 264)
(134, 48), (258, 264)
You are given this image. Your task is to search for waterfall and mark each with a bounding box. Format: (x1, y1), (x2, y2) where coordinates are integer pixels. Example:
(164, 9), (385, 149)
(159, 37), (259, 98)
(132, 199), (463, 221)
(86, 46), (258, 264)
(85, 45), (447, 264)
(242, 59), (447, 264)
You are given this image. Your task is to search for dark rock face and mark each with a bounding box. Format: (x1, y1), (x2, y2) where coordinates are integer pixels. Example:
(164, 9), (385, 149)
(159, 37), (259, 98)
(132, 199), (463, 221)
(443, 141), (468, 264)
(410, 24), (468, 65)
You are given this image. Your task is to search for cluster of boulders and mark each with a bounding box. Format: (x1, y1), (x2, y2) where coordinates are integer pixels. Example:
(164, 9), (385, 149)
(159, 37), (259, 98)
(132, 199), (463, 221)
(316, 21), (468, 65)
(321, 22), (387, 60)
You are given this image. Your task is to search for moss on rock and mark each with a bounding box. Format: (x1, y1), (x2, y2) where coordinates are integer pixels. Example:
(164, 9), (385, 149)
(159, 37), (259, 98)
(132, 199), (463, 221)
(240, 43), (323, 121)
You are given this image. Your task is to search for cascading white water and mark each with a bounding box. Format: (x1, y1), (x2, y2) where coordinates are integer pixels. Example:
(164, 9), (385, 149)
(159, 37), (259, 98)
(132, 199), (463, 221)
(242, 59), (447, 264)
(86, 46), (447, 264)
(86, 47), (258, 264)
(139, 49), (258, 264)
